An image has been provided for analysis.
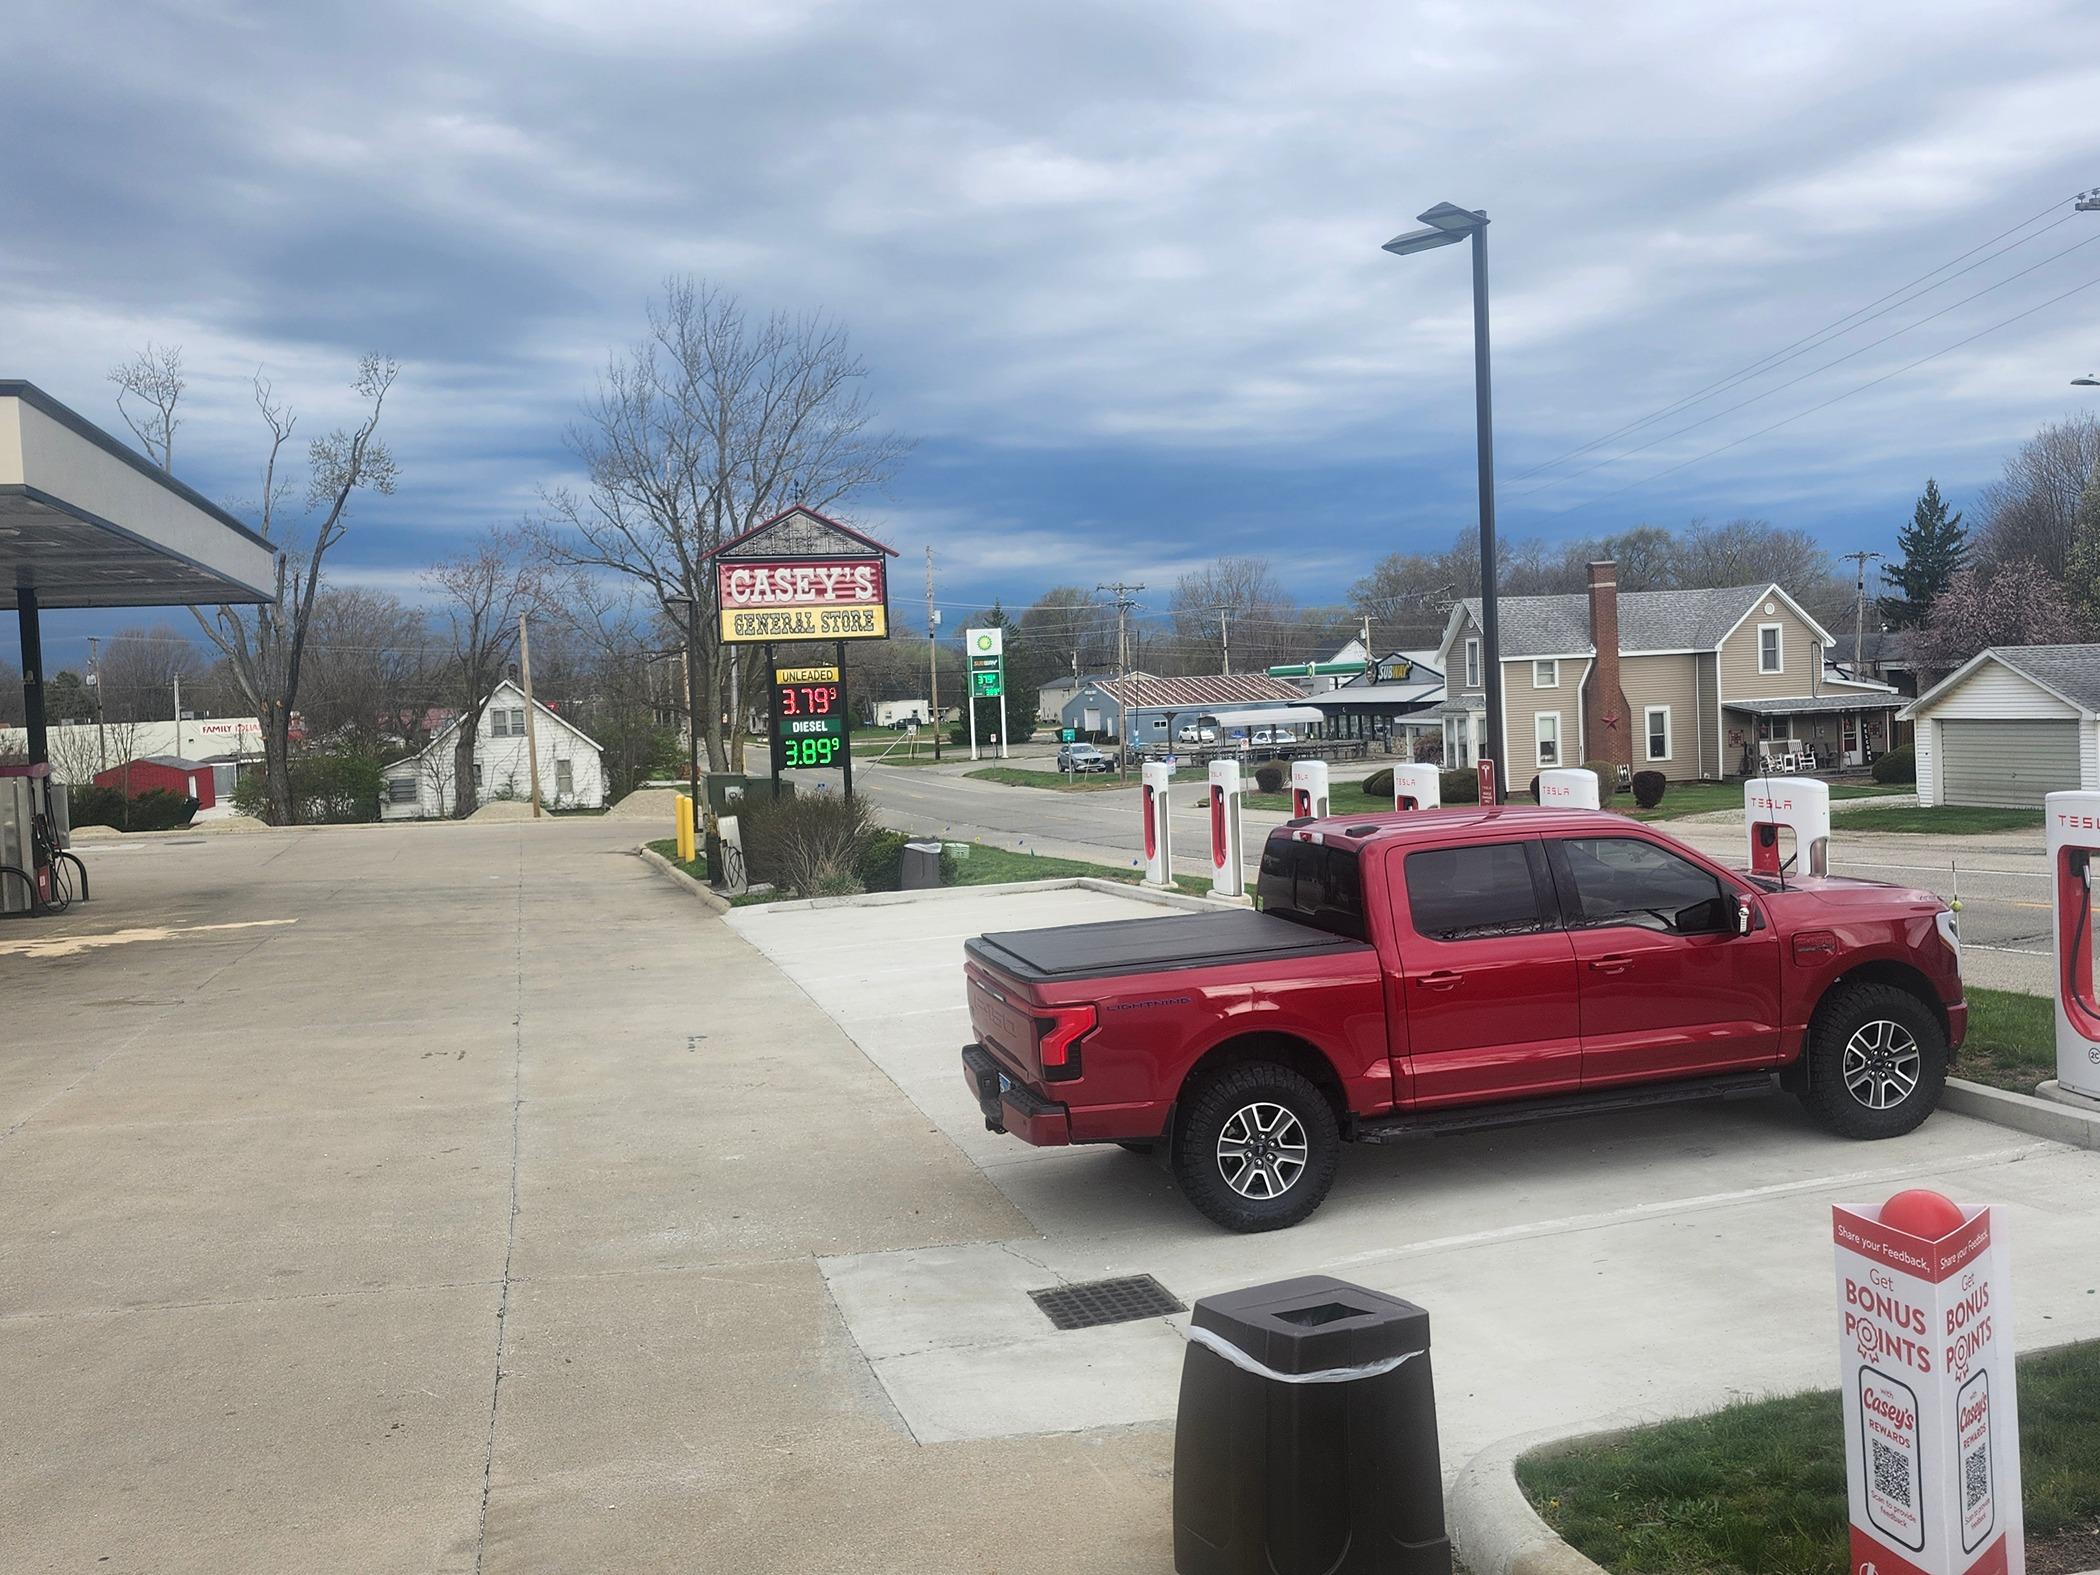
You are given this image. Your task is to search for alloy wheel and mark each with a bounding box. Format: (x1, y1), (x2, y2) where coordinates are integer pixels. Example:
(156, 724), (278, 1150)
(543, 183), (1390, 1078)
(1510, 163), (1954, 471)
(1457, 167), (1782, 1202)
(1842, 1019), (1921, 1110)
(1216, 1101), (1308, 1199)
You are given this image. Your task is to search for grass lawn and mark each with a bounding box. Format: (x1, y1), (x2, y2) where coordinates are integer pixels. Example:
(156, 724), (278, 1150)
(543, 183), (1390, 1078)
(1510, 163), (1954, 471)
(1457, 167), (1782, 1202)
(966, 765), (1134, 793)
(645, 835), (1211, 900)
(1955, 985), (2058, 1092)
(1824, 803), (2043, 835)
(1620, 780), (1909, 821)
(1520, 1339), (2100, 1575)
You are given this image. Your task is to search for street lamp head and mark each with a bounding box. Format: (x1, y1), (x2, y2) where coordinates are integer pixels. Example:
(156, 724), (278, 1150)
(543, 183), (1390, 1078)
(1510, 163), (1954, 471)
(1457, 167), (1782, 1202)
(1382, 202), (1487, 256)
(1418, 202), (1487, 232)
(2075, 374), (2100, 387)
(665, 592), (698, 609)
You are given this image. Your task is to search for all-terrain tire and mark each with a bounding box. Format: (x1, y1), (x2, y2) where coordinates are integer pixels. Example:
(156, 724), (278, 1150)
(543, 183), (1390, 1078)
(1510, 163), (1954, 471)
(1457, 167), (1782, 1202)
(1798, 981), (1947, 1140)
(1171, 1062), (1341, 1232)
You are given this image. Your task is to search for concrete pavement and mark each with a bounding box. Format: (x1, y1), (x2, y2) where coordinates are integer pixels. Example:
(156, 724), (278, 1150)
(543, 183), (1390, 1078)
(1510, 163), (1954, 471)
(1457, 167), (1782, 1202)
(0, 821), (1173, 1573)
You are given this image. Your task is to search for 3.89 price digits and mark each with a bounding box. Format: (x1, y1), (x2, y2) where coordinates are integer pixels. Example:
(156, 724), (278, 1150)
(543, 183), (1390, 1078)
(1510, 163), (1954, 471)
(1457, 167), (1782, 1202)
(783, 736), (840, 768)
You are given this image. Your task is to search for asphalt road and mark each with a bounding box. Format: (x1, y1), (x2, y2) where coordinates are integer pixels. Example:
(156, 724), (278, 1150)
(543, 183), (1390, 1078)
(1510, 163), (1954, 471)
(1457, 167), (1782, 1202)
(860, 761), (2056, 992)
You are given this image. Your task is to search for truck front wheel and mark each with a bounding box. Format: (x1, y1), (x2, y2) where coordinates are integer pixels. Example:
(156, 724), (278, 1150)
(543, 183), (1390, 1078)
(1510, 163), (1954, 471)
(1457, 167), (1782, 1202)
(1172, 1063), (1340, 1231)
(1799, 981), (1947, 1139)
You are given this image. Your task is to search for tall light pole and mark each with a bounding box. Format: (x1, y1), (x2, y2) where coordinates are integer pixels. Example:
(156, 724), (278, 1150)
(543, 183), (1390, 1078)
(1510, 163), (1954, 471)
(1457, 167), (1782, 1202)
(1385, 201), (1503, 799)
(664, 592), (702, 851)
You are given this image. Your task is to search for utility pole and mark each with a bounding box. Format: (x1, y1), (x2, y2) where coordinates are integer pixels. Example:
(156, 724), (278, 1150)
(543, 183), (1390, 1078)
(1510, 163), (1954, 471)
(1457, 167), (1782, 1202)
(1098, 580), (1144, 779)
(925, 545), (942, 761)
(518, 613), (543, 817)
(88, 636), (105, 772)
(172, 671), (182, 758)
(1839, 550), (1885, 679)
(1219, 611), (1230, 676)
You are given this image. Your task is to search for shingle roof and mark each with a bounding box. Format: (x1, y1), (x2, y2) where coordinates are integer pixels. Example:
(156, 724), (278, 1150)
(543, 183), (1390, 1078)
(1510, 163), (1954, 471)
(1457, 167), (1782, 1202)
(1986, 646), (2100, 711)
(1456, 584), (1780, 657)
(1091, 673), (1306, 708)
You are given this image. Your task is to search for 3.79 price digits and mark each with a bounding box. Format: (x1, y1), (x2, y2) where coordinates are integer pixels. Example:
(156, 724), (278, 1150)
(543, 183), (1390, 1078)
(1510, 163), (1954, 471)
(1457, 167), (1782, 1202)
(783, 736), (840, 768)
(778, 684), (837, 717)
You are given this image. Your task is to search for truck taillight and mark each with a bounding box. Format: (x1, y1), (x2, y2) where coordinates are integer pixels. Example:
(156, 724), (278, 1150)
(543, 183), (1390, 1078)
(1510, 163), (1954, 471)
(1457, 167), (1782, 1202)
(1035, 1004), (1096, 1081)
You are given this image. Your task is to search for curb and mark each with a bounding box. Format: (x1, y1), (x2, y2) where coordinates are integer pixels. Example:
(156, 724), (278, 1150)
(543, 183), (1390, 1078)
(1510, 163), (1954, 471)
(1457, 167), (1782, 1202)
(712, 874), (1235, 917)
(1446, 1416), (1653, 1575)
(636, 846), (732, 914)
(1942, 1076), (2100, 1150)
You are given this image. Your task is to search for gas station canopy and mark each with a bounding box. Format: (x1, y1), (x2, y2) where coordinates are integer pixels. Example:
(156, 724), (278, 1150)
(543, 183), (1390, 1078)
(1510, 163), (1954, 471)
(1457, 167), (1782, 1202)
(1, 380), (276, 610)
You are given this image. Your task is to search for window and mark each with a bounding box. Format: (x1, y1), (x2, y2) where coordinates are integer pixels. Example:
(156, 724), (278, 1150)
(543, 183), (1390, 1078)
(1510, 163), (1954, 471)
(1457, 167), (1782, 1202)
(555, 758), (574, 796)
(1757, 624), (1783, 674)
(472, 763), (484, 787)
(1535, 712), (1561, 766)
(1404, 842), (1552, 942)
(490, 706), (526, 738)
(1645, 706), (1672, 762)
(1533, 659), (1558, 688)
(1554, 837), (1730, 935)
(1256, 838), (1367, 941)
(387, 777), (417, 804)
(1464, 637), (1482, 689)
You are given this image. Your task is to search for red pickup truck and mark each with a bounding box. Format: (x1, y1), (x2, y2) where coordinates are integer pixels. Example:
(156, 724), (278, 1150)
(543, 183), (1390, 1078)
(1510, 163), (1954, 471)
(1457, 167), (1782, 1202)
(962, 805), (1964, 1231)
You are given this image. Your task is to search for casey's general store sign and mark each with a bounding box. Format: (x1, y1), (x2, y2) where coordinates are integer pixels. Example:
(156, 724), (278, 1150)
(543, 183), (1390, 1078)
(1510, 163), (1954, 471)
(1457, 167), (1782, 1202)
(716, 557), (889, 641)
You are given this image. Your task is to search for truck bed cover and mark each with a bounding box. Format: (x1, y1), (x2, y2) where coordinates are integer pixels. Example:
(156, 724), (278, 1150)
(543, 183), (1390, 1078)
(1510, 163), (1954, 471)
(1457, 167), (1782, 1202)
(967, 908), (1371, 983)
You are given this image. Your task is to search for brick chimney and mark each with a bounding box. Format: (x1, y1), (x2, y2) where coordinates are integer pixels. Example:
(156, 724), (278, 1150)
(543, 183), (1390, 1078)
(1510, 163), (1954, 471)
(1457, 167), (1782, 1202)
(1584, 561), (1633, 774)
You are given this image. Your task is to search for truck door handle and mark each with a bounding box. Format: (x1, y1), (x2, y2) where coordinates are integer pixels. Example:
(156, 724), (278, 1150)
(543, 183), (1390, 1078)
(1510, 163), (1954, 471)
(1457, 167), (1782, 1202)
(1418, 970), (1463, 991)
(1588, 955), (1632, 975)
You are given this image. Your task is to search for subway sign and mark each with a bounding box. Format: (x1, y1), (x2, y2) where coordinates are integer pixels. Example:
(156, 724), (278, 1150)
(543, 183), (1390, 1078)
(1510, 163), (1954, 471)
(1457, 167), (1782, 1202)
(718, 556), (889, 643)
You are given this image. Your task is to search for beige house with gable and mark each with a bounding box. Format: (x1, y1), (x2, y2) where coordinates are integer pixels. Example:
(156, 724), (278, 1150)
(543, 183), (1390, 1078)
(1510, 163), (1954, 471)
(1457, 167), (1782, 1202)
(1435, 563), (1901, 782)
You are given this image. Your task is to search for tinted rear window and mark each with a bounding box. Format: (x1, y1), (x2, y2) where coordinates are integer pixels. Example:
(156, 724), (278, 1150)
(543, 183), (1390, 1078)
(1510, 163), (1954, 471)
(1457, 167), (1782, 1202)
(1404, 842), (1550, 941)
(1257, 836), (1367, 941)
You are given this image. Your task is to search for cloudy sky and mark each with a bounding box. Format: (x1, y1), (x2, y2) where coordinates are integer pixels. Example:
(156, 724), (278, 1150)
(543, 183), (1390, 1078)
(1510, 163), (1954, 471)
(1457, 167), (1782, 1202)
(9, 0), (2100, 665)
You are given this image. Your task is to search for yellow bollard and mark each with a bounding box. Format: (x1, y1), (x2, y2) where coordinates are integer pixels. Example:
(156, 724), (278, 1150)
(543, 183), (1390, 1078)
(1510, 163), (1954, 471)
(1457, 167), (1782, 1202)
(675, 794), (695, 864)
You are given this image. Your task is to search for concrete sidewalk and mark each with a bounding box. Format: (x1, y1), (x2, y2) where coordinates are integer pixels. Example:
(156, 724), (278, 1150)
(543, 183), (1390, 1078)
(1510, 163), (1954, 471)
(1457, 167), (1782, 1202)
(1, 822), (1172, 1572)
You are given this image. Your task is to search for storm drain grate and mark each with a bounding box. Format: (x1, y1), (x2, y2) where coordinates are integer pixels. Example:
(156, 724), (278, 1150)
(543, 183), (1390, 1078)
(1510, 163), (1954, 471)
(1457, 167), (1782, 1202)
(1030, 1274), (1185, 1331)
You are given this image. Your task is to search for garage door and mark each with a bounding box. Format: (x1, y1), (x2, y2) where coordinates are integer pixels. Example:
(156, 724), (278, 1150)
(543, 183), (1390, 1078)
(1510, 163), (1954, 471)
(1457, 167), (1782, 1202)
(1939, 718), (2081, 807)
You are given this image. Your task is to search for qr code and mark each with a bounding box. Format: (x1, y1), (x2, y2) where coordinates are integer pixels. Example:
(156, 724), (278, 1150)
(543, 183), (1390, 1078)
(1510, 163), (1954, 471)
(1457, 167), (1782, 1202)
(1964, 1446), (1989, 1511)
(1873, 1438), (1915, 1507)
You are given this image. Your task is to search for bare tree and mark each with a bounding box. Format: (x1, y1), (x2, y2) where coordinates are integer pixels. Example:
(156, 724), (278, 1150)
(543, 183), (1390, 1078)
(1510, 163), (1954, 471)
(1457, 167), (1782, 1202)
(1975, 413), (2100, 578)
(297, 586), (438, 752)
(542, 571), (684, 800)
(184, 357), (401, 822)
(1170, 557), (1299, 673)
(96, 624), (202, 723)
(536, 279), (910, 772)
(425, 528), (545, 818)
(108, 343), (185, 468)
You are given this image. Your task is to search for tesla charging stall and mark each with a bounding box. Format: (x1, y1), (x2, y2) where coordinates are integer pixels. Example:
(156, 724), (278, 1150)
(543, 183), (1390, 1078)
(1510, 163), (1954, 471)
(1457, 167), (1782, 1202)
(1289, 759), (1330, 820)
(1208, 759), (1244, 899)
(1141, 760), (1175, 887)
(1391, 763), (1440, 811)
(2045, 791), (2100, 1101)
(1747, 775), (1831, 878)
(1537, 767), (1601, 810)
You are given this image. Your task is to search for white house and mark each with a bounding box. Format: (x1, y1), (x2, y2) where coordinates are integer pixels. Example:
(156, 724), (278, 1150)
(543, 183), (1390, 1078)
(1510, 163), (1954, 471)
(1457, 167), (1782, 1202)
(381, 679), (606, 819)
(1900, 645), (2100, 808)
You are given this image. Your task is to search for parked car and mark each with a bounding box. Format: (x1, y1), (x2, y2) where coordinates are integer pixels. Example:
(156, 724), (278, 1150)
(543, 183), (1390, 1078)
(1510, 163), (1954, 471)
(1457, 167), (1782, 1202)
(1055, 743), (1112, 774)
(1176, 724), (1219, 743)
(962, 806), (1964, 1230)
(1250, 727), (1297, 746)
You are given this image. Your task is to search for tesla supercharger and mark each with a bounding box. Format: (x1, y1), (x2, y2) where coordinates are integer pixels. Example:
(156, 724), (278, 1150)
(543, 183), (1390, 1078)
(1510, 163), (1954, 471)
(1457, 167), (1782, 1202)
(2045, 790), (2100, 1100)
(1289, 759), (1330, 820)
(1537, 767), (1601, 810)
(1747, 775), (1831, 878)
(1391, 762), (1440, 811)
(1208, 758), (1244, 899)
(1141, 760), (1175, 887)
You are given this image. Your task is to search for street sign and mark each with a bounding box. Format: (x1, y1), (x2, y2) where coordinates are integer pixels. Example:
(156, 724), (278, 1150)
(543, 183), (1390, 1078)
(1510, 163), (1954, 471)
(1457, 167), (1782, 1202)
(771, 664), (847, 773)
(1060, 728), (1076, 743)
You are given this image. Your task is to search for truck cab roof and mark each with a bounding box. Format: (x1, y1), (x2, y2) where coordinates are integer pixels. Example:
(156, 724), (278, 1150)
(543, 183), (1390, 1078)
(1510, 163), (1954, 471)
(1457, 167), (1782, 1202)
(1284, 804), (1647, 845)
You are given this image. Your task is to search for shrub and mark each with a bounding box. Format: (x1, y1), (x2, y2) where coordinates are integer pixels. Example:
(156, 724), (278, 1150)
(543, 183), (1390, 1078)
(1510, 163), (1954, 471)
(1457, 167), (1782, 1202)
(1872, 745), (1916, 785)
(1362, 768), (1394, 799)
(68, 783), (197, 831)
(739, 791), (878, 897)
(857, 830), (958, 891)
(1581, 760), (1620, 797)
(1254, 762), (1286, 794)
(1439, 768), (1481, 804)
(1631, 770), (1666, 809)
(230, 749), (384, 824)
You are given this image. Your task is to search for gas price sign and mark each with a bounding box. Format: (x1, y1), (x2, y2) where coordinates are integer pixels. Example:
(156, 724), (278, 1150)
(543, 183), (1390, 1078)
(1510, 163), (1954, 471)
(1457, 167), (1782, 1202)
(772, 665), (847, 772)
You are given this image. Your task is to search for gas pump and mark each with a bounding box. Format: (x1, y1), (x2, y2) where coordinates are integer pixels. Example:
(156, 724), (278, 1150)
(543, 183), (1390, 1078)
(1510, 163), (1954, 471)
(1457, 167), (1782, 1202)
(1745, 775), (1830, 878)
(1536, 767), (1601, 810)
(1391, 762), (1440, 811)
(1141, 759), (1175, 887)
(2045, 791), (2100, 1100)
(1289, 759), (1330, 820)
(1208, 758), (1244, 899)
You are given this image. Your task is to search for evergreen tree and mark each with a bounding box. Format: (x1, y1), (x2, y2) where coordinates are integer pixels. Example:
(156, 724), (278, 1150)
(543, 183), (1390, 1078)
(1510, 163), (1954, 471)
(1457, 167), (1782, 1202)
(1879, 479), (1967, 628)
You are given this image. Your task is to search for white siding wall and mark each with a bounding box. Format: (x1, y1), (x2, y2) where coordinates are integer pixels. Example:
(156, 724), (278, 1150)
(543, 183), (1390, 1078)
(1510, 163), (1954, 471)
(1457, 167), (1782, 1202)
(380, 683), (607, 819)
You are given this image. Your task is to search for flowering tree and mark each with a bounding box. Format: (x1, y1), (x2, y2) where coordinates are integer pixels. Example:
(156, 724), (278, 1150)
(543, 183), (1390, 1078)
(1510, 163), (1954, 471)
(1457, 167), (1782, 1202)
(1912, 560), (2086, 682)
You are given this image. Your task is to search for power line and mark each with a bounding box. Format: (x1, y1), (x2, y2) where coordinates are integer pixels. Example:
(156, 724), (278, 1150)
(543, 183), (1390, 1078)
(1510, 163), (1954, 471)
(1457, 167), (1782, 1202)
(1510, 189), (2088, 484)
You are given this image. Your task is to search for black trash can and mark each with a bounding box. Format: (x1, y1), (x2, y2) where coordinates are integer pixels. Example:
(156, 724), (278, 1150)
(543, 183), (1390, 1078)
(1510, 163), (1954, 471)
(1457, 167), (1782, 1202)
(1173, 1275), (1448, 1575)
(900, 840), (944, 890)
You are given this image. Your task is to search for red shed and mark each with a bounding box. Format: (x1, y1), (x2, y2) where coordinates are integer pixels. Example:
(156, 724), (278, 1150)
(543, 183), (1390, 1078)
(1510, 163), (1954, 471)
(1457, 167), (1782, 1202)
(93, 755), (217, 809)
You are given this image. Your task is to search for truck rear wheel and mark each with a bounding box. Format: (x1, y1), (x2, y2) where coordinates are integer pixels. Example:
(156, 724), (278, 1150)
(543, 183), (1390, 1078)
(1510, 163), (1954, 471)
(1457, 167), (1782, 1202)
(1798, 981), (1947, 1140)
(1172, 1062), (1340, 1232)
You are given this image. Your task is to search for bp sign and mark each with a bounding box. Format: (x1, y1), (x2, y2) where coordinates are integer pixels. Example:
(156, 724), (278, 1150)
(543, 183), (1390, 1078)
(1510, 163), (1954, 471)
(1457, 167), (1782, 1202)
(968, 626), (1005, 698)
